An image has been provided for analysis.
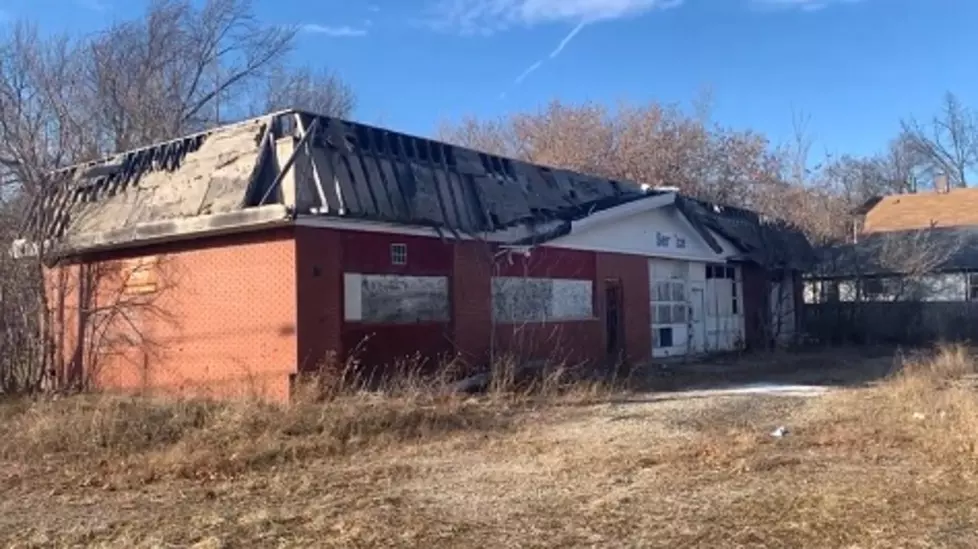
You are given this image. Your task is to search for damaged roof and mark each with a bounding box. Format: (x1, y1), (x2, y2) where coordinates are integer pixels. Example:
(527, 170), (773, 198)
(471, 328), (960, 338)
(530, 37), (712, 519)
(22, 109), (812, 270)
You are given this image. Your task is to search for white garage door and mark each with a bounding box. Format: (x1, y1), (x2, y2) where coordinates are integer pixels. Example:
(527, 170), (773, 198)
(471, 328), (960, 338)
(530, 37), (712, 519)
(649, 259), (690, 358)
(704, 263), (745, 351)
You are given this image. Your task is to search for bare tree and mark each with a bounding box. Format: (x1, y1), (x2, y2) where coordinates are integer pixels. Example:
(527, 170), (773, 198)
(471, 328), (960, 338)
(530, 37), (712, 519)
(81, 0), (295, 152)
(900, 92), (978, 188)
(0, 1), (353, 394)
(438, 99), (783, 205)
(259, 65), (356, 118)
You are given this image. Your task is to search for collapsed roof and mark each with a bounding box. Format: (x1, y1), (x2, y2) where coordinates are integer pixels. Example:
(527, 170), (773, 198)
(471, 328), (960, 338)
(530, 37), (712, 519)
(20, 109), (812, 270)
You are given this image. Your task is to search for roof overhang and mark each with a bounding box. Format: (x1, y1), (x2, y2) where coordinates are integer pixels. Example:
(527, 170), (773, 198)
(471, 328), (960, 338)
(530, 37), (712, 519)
(13, 204), (292, 262)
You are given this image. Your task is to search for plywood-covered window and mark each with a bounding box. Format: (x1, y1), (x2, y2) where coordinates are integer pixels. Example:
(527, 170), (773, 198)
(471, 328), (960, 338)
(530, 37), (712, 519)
(344, 274), (449, 324)
(491, 277), (593, 323)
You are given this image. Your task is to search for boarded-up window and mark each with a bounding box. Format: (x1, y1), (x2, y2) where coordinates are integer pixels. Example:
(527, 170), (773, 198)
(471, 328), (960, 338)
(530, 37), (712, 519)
(121, 256), (159, 295)
(344, 274), (449, 324)
(492, 277), (593, 323)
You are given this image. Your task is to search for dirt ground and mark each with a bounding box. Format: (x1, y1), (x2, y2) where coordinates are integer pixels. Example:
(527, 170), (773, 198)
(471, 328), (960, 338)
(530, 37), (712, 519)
(2, 346), (977, 548)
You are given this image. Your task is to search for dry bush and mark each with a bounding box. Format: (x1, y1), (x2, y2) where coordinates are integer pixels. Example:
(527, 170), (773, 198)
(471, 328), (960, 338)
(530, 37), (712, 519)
(0, 392), (508, 483)
(0, 353), (624, 485)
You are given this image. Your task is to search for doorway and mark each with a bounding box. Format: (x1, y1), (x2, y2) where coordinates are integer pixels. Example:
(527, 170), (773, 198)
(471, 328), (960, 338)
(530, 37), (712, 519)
(605, 279), (624, 361)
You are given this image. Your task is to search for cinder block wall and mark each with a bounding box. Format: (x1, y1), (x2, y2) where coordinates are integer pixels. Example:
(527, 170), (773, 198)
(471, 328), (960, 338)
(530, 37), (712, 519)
(46, 228), (299, 401)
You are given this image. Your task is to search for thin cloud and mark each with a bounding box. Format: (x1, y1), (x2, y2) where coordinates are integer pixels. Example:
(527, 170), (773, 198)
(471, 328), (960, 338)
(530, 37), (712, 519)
(750, 0), (863, 12)
(429, 0), (680, 34)
(302, 24), (369, 37)
(75, 0), (108, 11)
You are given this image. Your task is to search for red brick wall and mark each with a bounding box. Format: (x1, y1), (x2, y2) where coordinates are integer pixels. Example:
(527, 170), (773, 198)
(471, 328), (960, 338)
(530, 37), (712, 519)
(294, 226), (343, 372)
(47, 229), (299, 401)
(295, 227), (454, 373)
(451, 241), (492, 367)
(449, 245), (655, 369)
(494, 247), (596, 279)
(596, 253), (651, 364)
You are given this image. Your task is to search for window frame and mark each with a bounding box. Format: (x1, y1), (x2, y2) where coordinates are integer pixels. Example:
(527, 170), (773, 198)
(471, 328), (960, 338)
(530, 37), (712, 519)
(390, 243), (407, 266)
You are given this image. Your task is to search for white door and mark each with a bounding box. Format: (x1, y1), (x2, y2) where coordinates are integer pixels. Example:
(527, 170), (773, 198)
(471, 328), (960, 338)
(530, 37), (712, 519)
(689, 285), (706, 354)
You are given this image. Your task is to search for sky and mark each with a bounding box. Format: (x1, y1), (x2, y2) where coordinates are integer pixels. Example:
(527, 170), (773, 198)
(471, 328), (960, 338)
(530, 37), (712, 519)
(2, 0), (976, 159)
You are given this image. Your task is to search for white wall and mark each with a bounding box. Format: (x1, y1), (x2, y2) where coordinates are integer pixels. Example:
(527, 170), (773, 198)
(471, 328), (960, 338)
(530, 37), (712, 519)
(548, 205), (741, 263)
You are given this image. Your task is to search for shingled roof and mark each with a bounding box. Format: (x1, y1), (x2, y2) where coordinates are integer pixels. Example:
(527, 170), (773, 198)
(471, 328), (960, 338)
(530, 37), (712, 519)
(20, 109), (812, 270)
(861, 188), (978, 233)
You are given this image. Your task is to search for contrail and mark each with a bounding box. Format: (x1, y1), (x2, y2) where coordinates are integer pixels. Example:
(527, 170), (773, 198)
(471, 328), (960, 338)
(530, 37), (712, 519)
(549, 21), (586, 59)
(505, 21), (588, 93)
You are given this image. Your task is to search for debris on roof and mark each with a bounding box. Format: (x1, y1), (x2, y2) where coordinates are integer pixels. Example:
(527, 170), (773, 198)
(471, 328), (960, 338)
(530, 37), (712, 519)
(22, 109), (813, 271)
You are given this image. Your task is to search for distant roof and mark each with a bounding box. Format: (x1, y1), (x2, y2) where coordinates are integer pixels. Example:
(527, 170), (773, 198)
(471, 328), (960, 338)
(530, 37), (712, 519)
(21, 109), (812, 270)
(811, 227), (978, 278)
(861, 188), (978, 233)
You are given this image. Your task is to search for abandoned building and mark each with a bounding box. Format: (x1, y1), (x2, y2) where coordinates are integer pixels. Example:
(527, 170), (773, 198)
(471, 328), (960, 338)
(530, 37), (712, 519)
(17, 110), (814, 400)
(806, 185), (978, 342)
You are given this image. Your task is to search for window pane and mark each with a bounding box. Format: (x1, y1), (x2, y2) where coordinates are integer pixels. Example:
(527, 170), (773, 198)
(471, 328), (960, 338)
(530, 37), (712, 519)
(657, 304), (672, 324)
(725, 267), (735, 279)
(656, 282), (671, 301)
(672, 304), (686, 323)
(672, 282), (685, 301)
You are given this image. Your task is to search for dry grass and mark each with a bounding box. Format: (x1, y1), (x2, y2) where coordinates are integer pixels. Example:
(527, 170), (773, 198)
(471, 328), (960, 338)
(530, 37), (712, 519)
(2, 347), (978, 547)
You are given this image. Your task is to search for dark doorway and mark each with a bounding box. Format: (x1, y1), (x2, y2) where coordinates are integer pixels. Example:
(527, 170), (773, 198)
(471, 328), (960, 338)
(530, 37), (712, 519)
(605, 279), (624, 360)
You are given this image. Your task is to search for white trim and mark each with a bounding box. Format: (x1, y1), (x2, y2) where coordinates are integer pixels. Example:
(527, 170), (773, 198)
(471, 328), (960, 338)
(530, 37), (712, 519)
(546, 240), (724, 263)
(570, 192), (676, 234)
(293, 194), (677, 245)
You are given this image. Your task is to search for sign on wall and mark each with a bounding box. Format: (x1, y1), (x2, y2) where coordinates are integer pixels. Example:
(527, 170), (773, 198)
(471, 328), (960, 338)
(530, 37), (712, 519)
(654, 231), (688, 250)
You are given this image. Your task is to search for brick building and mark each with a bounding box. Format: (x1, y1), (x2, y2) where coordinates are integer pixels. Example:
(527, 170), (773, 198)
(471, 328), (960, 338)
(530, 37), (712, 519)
(18, 110), (813, 401)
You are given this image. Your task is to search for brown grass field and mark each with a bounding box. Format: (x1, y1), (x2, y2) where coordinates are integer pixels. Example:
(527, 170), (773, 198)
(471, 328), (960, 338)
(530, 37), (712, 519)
(1, 346), (978, 548)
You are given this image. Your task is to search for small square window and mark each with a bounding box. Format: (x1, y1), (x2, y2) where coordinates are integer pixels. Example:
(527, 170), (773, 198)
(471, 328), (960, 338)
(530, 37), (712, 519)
(390, 243), (407, 266)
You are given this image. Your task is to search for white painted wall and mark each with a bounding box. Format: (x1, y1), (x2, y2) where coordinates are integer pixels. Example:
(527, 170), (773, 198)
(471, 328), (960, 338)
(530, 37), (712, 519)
(548, 205), (741, 263)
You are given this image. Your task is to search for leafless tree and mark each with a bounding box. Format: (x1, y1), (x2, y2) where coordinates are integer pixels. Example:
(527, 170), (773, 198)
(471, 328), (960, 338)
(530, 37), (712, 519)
(900, 92), (978, 188)
(259, 65), (356, 118)
(81, 0), (295, 152)
(0, 1), (353, 394)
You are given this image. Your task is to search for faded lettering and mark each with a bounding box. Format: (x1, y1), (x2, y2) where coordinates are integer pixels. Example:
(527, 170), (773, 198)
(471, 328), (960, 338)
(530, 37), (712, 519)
(655, 232), (688, 250)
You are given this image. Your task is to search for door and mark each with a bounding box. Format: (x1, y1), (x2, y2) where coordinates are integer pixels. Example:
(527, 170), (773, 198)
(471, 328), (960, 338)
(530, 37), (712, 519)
(689, 285), (706, 354)
(605, 279), (624, 361)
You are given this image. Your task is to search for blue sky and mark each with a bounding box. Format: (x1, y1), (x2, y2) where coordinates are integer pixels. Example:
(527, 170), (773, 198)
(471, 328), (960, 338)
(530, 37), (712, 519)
(3, 0), (977, 158)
